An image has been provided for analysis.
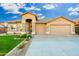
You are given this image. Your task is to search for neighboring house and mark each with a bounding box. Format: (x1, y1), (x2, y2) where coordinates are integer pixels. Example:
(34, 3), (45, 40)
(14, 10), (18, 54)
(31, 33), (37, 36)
(0, 28), (7, 33)
(74, 19), (79, 34)
(74, 19), (79, 27)
(0, 22), (7, 33)
(0, 12), (76, 35)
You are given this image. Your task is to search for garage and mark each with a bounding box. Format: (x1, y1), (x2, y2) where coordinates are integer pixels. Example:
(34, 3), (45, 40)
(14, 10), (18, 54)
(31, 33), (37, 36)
(35, 16), (75, 35)
(36, 23), (46, 35)
(50, 24), (71, 35)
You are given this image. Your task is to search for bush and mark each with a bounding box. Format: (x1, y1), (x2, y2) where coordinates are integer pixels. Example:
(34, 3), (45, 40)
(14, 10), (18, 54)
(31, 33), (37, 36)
(15, 34), (32, 40)
(15, 35), (21, 38)
(75, 26), (79, 34)
(27, 34), (32, 39)
(20, 34), (27, 38)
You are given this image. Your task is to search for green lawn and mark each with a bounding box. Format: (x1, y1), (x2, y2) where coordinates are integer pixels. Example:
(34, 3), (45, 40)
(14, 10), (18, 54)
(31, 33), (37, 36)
(0, 34), (25, 56)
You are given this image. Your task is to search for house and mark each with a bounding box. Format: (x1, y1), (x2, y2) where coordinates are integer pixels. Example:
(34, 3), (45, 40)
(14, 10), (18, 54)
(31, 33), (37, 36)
(0, 22), (7, 33)
(0, 12), (76, 35)
(74, 19), (79, 27)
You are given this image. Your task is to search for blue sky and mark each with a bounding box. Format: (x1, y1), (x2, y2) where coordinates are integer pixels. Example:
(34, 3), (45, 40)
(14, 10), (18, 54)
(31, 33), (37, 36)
(0, 3), (79, 22)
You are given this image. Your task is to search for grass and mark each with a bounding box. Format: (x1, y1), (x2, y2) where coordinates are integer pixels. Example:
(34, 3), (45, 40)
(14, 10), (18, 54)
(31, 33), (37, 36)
(0, 34), (26, 56)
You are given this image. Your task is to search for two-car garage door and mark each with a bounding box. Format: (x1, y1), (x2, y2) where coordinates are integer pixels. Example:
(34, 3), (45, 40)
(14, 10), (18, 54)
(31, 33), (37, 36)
(50, 24), (71, 35)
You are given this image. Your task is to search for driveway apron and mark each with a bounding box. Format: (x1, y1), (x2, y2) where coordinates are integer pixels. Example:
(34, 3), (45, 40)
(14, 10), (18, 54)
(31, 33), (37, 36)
(25, 35), (79, 56)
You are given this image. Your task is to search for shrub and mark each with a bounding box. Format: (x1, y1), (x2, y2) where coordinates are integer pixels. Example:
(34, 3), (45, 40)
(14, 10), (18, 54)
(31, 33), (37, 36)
(20, 34), (27, 38)
(15, 35), (21, 38)
(75, 26), (79, 34)
(26, 34), (32, 41)
(27, 34), (32, 39)
(15, 34), (32, 40)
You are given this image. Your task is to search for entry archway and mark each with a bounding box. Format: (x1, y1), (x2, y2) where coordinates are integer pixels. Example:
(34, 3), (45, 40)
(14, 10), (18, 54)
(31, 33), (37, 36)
(21, 12), (37, 34)
(26, 19), (32, 34)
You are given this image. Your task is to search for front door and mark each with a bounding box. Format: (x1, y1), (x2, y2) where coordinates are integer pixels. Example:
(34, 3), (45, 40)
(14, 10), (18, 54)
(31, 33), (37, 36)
(26, 19), (32, 34)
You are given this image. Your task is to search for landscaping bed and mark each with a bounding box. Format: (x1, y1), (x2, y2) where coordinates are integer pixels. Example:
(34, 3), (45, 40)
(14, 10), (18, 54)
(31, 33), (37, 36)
(0, 34), (32, 56)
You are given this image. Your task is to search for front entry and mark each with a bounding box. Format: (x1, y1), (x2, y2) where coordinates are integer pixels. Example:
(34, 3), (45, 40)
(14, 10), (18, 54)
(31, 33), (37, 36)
(26, 19), (32, 34)
(21, 12), (37, 34)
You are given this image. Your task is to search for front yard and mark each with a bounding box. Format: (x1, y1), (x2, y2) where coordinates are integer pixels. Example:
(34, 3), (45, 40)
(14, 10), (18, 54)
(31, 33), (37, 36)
(0, 34), (29, 56)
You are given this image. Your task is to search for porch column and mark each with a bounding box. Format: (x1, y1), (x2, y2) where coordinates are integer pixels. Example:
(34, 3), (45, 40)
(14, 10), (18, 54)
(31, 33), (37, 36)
(7, 25), (12, 33)
(32, 22), (36, 34)
(46, 26), (50, 34)
(22, 23), (26, 34)
(71, 25), (75, 34)
(26, 22), (29, 34)
(7, 25), (10, 32)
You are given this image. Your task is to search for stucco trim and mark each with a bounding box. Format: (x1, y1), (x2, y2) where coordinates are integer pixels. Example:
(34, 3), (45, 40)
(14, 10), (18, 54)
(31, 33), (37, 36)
(21, 12), (38, 21)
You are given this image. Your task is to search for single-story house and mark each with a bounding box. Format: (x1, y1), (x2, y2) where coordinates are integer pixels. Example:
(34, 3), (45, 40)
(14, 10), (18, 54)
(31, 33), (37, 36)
(0, 12), (76, 35)
(0, 22), (7, 33)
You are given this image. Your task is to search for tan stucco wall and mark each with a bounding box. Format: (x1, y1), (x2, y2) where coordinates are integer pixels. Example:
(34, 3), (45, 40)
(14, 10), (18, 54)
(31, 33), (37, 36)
(36, 23), (46, 34)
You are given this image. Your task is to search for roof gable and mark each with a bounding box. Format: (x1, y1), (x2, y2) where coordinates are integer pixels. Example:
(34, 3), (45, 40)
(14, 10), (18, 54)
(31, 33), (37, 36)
(21, 12), (37, 16)
(21, 12), (38, 20)
(47, 16), (75, 24)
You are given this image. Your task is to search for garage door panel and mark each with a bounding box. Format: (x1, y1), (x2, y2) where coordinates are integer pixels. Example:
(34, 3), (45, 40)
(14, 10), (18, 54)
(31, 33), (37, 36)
(50, 25), (71, 35)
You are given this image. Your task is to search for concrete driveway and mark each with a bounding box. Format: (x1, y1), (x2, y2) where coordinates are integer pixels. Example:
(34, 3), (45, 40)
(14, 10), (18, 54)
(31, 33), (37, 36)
(25, 35), (79, 56)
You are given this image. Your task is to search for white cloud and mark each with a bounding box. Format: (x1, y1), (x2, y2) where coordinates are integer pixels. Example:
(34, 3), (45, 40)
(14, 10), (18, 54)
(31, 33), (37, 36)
(37, 13), (45, 19)
(68, 7), (79, 12)
(68, 7), (73, 11)
(0, 3), (41, 14)
(39, 16), (45, 19)
(24, 6), (41, 11)
(0, 3), (25, 14)
(43, 4), (57, 10)
(69, 11), (79, 16)
(68, 5), (79, 16)
(11, 16), (17, 18)
(37, 13), (43, 16)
